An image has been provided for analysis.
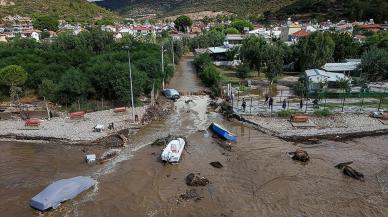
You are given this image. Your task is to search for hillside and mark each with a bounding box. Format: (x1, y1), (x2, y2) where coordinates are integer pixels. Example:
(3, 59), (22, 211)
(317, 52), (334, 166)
(0, 0), (117, 23)
(97, 0), (387, 22)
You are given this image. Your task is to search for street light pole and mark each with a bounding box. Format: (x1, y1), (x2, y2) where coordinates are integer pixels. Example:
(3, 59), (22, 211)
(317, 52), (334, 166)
(125, 48), (135, 122)
(161, 44), (165, 90)
(171, 39), (175, 70)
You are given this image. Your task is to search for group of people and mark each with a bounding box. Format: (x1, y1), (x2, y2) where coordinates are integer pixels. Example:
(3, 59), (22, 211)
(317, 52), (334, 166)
(241, 95), (305, 112)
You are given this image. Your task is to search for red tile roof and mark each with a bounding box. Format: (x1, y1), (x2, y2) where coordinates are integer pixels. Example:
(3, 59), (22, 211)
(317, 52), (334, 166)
(291, 30), (311, 38)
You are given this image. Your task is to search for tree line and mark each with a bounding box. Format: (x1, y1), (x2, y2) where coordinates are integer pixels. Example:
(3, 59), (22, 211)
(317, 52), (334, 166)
(0, 29), (183, 107)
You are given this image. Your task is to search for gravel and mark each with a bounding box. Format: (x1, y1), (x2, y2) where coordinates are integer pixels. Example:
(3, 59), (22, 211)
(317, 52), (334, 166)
(241, 113), (388, 139)
(0, 107), (148, 143)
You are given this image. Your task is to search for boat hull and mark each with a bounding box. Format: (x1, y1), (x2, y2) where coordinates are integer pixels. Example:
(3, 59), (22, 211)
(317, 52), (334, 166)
(161, 138), (185, 163)
(211, 123), (236, 141)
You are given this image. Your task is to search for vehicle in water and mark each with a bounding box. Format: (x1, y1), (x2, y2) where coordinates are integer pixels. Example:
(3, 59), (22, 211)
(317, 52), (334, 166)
(161, 138), (186, 163)
(211, 123), (236, 141)
(162, 88), (180, 100)
(30, 176), (96, 211)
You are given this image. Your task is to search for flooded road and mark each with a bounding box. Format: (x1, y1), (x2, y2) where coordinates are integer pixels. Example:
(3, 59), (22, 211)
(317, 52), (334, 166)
(1, 56), (388, 217)
(167, 55), (203, 93)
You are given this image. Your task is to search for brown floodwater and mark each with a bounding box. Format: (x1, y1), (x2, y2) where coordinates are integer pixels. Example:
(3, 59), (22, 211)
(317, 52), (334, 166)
(1, 56), (388, 217)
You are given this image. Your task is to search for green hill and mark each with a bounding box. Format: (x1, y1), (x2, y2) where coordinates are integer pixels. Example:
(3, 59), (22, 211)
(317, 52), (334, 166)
(0, 0), (118, 23)
(97, 0), (387, 22)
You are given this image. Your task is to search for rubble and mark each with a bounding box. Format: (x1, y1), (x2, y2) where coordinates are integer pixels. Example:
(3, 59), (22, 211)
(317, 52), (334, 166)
(185, 173), (210, 186)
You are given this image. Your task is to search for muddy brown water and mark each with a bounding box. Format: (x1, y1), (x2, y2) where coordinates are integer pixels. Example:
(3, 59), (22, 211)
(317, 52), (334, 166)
(1, 56), (388, 217)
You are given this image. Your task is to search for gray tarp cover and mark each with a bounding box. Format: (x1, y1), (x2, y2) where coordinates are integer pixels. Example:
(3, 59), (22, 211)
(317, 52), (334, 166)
(30, 176), (96, 211)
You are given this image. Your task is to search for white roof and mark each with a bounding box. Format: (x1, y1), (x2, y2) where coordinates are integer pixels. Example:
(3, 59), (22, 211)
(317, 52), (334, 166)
(305, 69), (348, 83)
(322, 62), (360, 72)
(225, 34), (244, 41)
(208, 46), (228, 54)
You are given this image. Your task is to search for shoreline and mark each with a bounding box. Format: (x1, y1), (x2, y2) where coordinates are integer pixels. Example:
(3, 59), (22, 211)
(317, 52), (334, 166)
(235, 112), (388, 142)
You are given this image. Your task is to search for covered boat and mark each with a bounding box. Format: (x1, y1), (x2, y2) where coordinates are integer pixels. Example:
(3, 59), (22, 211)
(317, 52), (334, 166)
(161, 138), (185, 163)
(30, 176), (96, 211)
(211, 123), (236, 141)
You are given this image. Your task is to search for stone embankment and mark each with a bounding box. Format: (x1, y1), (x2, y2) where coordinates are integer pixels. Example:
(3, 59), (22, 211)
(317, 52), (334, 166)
(238, 113), (388, 141)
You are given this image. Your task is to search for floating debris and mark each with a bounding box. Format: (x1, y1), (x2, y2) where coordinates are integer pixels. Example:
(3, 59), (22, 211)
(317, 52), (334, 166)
(185, 99), (193, 104)
(186, 173), (209, 186)
(98, 150), (119, 164)
(180, 189), (202, 201)
(210, 161), (223, 168)
(288, 149), (310, 162)
(85, 154), (96, 163)
(335, 161), (364, 181)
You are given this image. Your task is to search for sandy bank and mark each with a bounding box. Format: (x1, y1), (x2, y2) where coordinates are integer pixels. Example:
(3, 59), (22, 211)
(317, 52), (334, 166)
(238, 113), (388, 141)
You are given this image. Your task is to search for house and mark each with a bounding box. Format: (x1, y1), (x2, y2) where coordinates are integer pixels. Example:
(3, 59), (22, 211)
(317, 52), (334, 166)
(289, 30), (311, 43)
(305, 69), (350, 92)
(354, 34), (367, 43)
(20, 29), (41, 41)
(170, 33), (196, 41)
(13, 23), (33, 32)
(358, 24), (382, 33)
(132, 25), (155, 36)
(224, 34), (245, 47)
(191, 26), (202, 34)
(207, 46), (229, 61)
(321, 62), (361, 76)
(0, 33), (7, 42)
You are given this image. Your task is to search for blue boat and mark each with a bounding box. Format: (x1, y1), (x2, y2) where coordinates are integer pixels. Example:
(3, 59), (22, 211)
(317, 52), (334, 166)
(211, 123), (236, 141)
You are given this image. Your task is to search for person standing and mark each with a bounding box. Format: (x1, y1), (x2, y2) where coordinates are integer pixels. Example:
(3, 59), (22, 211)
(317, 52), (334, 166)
(264, 94), (269, 105)
(300, 99), (303, 110)
(242, 98), (246, 112)
(268, 97), (273, 109)
(282, 99), (287, 109)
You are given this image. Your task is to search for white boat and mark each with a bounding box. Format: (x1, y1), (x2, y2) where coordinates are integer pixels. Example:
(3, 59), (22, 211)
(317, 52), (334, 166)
(161, 138), (185, 163)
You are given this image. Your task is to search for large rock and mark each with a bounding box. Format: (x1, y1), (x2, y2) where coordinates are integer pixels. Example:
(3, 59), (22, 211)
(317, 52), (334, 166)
(289, 149), (310, 162)
(185, 173), (209, 186)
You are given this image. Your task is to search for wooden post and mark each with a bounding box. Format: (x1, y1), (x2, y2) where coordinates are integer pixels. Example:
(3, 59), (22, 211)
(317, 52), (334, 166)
(44, 96), (50, 120)
(250, 97), (252, 114)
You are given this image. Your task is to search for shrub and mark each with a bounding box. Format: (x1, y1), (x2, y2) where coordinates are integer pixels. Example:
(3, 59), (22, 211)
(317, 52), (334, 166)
(276, 109), (298, 118)
(313, 108), (332, 116)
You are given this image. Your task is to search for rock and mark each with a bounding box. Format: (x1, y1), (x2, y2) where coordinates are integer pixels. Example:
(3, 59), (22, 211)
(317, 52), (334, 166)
(288, 149), (310, 162)
(180, 189), (202, 201)
(186, 173), (209, 186)
(210, 161), (223, 168)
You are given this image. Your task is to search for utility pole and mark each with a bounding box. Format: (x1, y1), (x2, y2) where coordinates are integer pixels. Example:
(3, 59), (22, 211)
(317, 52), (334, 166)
(123, 46), (135, 122)
(171, 39), (175, 70)
(161, 44), (165, 90)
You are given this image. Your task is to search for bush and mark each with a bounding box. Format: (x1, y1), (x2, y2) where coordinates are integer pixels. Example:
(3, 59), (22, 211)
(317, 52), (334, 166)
(276, 109), (298, 118)
(236, 64), (250, 79)
(313, 108), (332, 116)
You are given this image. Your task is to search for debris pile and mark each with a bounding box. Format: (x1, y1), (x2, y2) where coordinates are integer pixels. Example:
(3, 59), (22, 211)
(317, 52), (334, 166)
(180, 189), (202, 201)
(335, 161), (364, 181)
(288, 149), (310, 162)
(186, 173), (210, 186)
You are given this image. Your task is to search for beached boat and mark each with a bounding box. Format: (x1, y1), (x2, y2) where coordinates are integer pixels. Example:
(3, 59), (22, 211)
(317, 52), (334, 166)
(211, 123), (236, 141)
(30, 176), (95, 211)
(161, 138), (186, 163)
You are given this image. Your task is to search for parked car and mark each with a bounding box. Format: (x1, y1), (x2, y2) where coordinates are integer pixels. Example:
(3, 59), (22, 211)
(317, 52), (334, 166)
(162, 89), (180, 100)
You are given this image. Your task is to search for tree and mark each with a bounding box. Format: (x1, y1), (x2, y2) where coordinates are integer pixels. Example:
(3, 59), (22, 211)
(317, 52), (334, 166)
(330, 32), (361, 62)
(263, 44), (284, 84)
(174, 15), (192, 33)
(38, 79), (58, 101)
(230, 19), (253, 33)
(57, 68), (90, 105)
(33, 15), (59, 31)
(336, 78), (351, 112)
(299, 32), (335, 71)
(225, 27), (240, 34)
(360, 47), (388, 81)
(237, 64), (250, 79)
(0, 65), (28, 87)
(240, 35), (267, 76)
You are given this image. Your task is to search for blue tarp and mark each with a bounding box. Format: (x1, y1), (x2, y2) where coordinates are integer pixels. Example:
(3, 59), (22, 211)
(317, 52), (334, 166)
(30, 176), (96, 211)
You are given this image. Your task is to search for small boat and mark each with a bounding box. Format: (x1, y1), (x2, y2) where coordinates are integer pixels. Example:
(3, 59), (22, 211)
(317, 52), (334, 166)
(30, 176), (96, 211)
(161, 138), (185, 163)
(211, 123), (236, 141)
